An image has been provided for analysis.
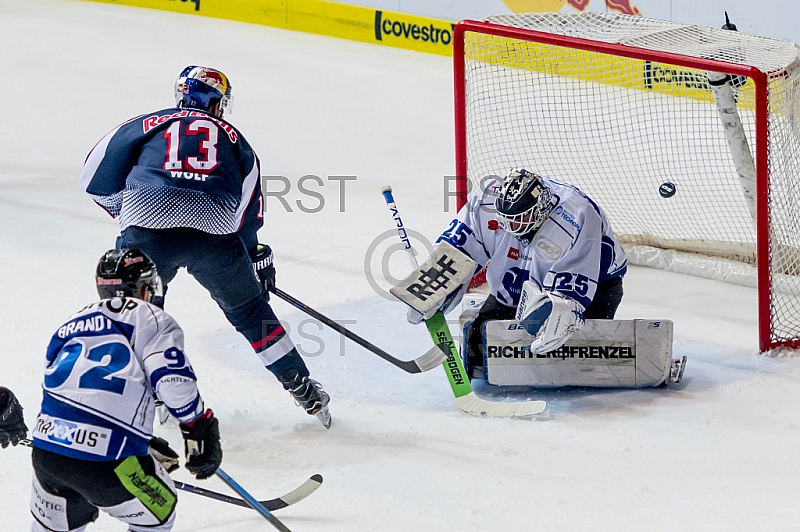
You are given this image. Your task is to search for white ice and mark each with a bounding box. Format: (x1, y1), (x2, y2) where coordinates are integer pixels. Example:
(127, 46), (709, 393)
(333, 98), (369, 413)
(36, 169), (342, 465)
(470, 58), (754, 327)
(1, 1), (799, 531)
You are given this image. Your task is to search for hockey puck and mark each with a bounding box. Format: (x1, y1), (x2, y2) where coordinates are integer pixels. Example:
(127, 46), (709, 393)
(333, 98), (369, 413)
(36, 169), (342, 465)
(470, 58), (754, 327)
(659, 182), (677, 198)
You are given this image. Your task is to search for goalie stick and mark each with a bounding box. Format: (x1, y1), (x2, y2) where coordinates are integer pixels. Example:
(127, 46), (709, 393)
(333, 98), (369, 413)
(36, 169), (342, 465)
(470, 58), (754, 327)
(17, 439), (322, 512)
(381, 186), (546, 418)
(270, 286), (447, 373)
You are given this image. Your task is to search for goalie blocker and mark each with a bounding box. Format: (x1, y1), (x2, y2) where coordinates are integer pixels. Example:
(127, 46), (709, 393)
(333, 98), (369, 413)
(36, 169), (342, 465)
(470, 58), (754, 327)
(460, 297), (686, 388)
(390, 241), (477, 320)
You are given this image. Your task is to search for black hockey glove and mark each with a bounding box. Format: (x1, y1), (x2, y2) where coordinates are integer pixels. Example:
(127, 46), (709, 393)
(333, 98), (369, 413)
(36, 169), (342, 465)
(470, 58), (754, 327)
(149, 436), (180, 473)
(0, 386), (28, 449)
(179, 409), (222, 480)
(250, 243), (276, 296)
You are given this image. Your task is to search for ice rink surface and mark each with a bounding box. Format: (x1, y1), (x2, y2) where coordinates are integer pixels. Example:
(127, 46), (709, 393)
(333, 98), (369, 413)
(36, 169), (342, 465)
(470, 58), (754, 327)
(1, 1), (799, 530)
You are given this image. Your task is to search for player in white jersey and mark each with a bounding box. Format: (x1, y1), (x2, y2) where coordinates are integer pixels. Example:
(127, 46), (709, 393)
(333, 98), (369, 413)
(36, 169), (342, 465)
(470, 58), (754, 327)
(30, 249), (222, 532)
(425, 168), (627, 378)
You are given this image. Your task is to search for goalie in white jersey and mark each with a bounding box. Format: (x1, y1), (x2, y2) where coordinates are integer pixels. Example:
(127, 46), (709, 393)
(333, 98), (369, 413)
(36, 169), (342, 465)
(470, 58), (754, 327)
(428, 168), (628, 378)
(30, 249), (222, 532)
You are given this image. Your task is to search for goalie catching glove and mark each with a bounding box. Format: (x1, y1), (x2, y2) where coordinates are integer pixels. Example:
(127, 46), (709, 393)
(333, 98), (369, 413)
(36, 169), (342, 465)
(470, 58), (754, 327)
(251, 243), (276, 296)
(516, 280), (585, 354)
(179, 409), (222, 480)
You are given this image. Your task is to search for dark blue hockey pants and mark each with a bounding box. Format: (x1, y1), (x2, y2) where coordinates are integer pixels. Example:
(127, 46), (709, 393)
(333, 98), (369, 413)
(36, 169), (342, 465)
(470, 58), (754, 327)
(118, 226), (308, 381)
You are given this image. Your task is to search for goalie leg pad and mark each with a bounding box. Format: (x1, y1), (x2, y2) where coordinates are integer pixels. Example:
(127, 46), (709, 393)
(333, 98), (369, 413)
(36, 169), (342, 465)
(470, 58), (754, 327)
(483, 319), (676, 388)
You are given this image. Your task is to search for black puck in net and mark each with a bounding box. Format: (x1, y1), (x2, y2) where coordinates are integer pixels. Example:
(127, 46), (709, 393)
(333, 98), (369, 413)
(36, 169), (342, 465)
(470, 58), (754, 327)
(659, 182), (677, 198)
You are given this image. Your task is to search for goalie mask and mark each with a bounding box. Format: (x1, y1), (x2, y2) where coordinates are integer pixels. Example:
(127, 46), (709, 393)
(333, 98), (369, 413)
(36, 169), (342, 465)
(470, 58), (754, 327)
(96, 249), (163, 301)
(495, 168), (556, 238)
(174, 65), (233, 117)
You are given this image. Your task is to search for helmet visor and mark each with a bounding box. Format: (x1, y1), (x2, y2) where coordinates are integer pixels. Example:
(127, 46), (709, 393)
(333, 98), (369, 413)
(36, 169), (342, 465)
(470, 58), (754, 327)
(147, 273), (164, 299)
(220, 93), (233, 115)
(497, 210), (540, 236)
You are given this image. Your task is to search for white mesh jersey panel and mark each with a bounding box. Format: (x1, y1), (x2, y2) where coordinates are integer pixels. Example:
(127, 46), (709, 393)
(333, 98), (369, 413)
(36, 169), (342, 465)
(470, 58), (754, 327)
(118, 182), (241, 235)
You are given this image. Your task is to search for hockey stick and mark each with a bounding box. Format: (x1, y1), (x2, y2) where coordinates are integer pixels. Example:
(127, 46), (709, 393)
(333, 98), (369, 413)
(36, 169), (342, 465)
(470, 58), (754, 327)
(269, 286), (447, 373)
(381, 186), (546, 417)
(216, 467), (292, 531)
(174, 474), (322, 511)
(17, 439), (321, 511)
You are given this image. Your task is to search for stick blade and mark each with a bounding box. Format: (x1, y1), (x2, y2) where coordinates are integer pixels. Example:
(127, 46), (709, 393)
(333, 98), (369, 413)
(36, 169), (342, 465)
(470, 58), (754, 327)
(415, 345), (449, 372)
(455, 391), (546, 418)
(267, 474), (324, 509)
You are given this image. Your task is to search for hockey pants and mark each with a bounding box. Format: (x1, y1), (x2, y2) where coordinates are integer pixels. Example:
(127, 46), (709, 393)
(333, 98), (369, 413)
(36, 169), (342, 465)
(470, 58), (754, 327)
(30, 448), (176, 531)
(118, 226), (309, 379)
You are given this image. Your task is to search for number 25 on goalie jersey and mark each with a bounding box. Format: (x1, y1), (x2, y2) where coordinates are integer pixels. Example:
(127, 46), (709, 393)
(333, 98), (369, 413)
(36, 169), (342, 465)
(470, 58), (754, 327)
(33, 298), (205, 461)
(437, 177), (627, 310)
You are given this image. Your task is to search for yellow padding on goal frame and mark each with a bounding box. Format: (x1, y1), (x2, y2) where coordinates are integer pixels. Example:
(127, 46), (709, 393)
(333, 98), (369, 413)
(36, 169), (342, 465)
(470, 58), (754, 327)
(79, 0), (457, 56)
(464, 33), (756, 110)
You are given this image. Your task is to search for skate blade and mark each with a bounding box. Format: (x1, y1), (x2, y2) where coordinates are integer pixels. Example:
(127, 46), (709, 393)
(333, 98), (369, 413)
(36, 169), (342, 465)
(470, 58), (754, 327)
(315, 406), (332, 429)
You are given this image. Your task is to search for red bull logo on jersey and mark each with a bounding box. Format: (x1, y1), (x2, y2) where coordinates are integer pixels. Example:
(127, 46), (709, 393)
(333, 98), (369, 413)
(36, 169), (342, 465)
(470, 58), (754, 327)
(142, 111), (238, 143)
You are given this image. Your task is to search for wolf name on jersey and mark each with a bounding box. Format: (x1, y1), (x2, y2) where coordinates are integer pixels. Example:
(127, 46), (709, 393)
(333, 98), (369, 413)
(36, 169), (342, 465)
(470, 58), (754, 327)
(438, 177), (627, 310)
(79, 108), (263, 250)
(33, 298), (204, 461)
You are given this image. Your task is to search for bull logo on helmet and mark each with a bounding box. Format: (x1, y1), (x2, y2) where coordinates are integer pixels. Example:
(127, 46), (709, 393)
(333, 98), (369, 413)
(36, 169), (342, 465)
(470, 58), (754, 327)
(196, 68), (228, 94)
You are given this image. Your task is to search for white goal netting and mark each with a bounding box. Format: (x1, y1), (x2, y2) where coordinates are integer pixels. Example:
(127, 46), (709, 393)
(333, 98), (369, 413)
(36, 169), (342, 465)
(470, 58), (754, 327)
(457, 12), (800, 349)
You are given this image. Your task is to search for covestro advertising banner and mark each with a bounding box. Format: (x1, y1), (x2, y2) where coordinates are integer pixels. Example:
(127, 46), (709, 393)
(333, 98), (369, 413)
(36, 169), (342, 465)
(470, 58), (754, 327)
(84, 0), (456, 55)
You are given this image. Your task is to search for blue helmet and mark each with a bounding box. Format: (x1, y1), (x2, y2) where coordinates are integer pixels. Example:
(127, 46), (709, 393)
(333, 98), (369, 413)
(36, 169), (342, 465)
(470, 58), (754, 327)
(174, 66), (232, 116)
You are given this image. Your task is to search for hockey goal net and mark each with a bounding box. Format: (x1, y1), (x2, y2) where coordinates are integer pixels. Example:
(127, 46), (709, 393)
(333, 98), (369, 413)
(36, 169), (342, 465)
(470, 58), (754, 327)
(453, 12), (800, 352)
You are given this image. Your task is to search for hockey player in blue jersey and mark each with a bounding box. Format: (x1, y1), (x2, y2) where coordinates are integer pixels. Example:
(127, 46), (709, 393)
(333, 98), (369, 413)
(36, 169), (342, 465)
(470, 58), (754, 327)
(30, 249), (222, 532)
(79, 66), (330, 428)
(419, 168), (627, 378)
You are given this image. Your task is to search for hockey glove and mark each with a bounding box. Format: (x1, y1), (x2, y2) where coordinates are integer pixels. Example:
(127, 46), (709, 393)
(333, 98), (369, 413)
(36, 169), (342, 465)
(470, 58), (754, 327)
(516, 280), (585, 355)
(0, 386), (28, 448)
(250, 244), (276, 297)
(149, 437), (180, 473)
(179, 409), (222, 480)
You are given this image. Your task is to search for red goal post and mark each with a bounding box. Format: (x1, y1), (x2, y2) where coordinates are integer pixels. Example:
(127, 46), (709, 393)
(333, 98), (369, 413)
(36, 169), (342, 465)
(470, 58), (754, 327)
(452, 13), (800, 352)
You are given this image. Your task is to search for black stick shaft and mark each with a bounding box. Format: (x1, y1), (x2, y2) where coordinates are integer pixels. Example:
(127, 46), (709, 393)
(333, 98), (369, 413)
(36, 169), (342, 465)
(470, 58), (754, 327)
(17, 439), (317, 511)
(270, 286), (419, 372)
